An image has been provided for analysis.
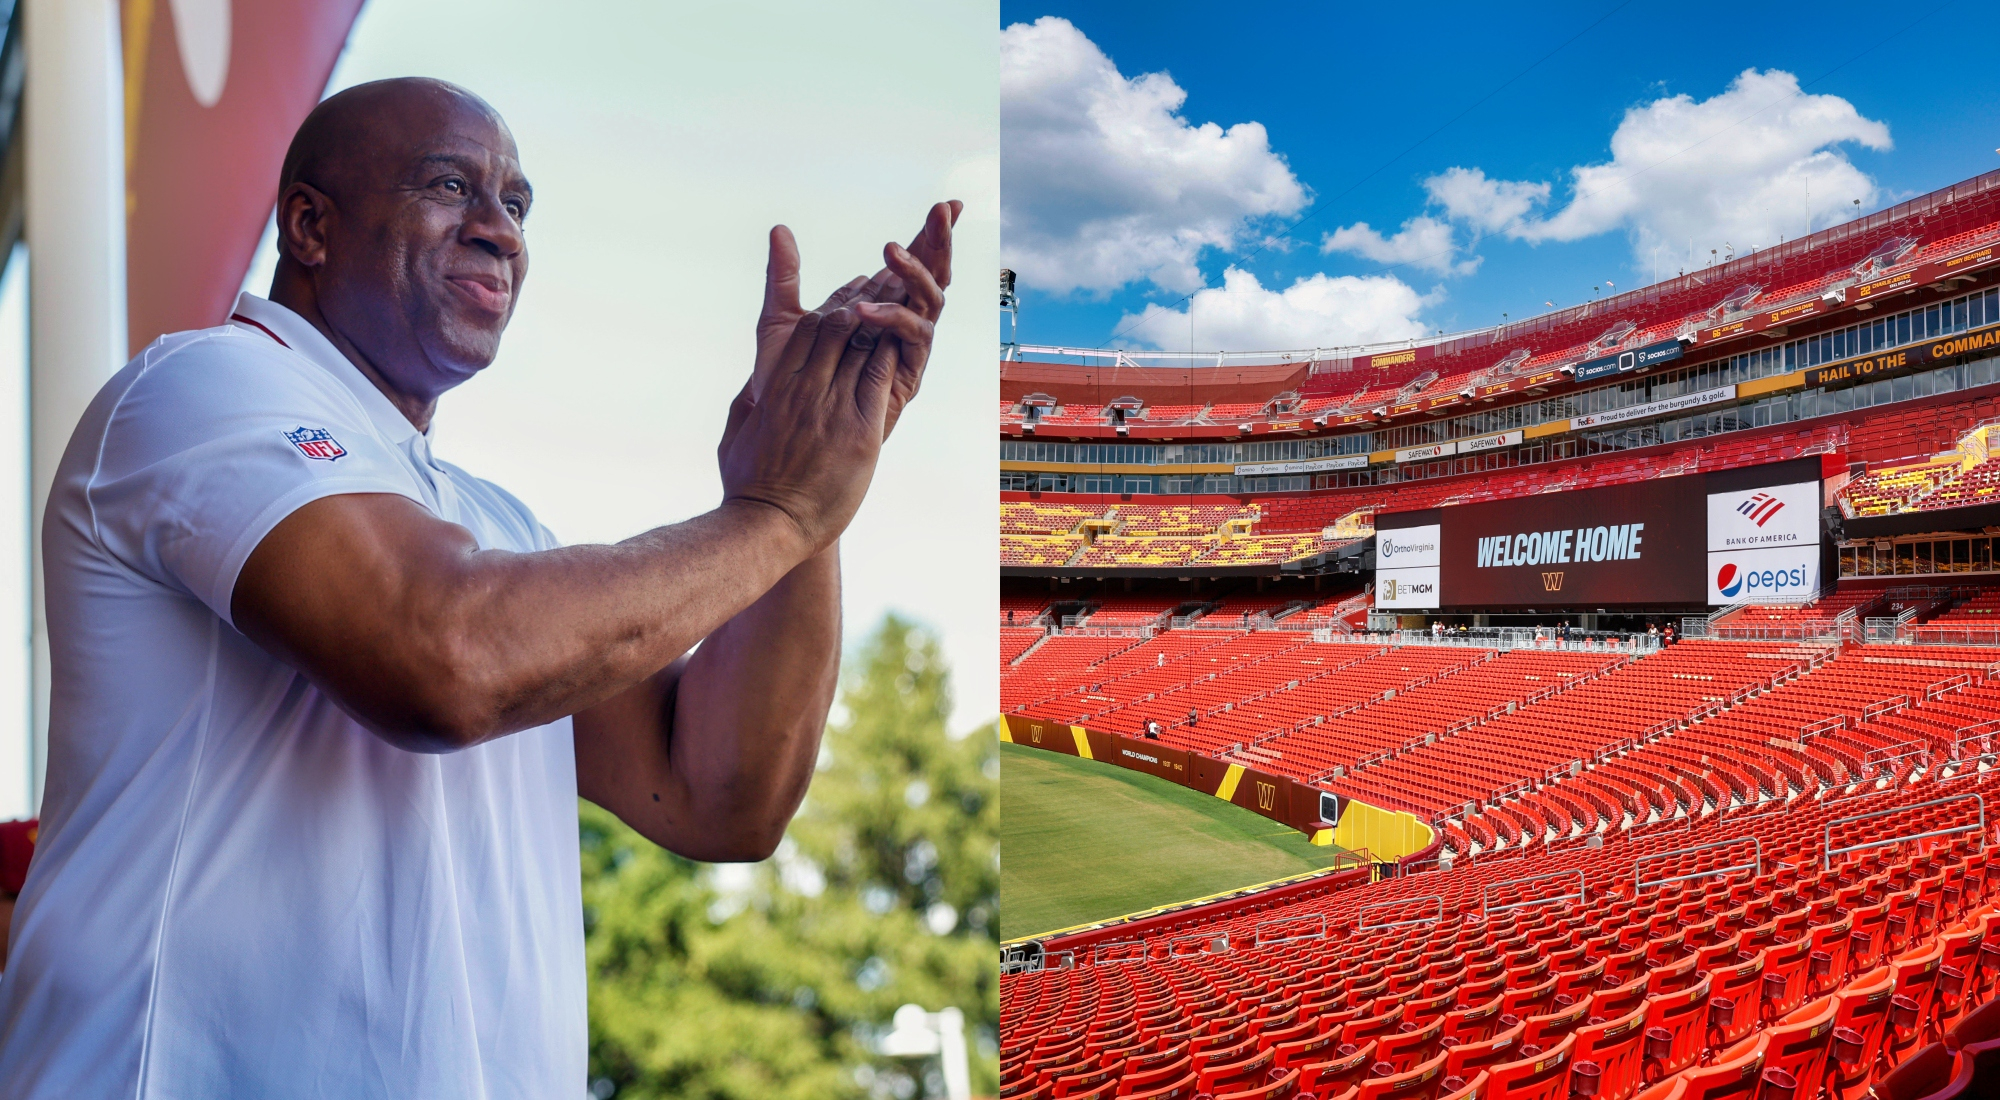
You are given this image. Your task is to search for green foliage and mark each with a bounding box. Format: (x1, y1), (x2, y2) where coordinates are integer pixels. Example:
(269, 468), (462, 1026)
(581, 615), (999, 1100)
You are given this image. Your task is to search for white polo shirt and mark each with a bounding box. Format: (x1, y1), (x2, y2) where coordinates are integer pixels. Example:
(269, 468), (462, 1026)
(0, 293), (587, 1099)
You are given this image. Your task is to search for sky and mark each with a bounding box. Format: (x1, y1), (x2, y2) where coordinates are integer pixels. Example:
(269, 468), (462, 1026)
(1001, 0), (2000, 355)
(0, 0), (998, 818)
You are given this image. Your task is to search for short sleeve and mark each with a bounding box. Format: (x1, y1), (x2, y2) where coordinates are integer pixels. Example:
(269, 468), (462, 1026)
(85, 334), (426, 627)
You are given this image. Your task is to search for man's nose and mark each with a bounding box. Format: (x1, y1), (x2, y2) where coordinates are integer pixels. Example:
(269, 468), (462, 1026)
(461, 191), (524, 259)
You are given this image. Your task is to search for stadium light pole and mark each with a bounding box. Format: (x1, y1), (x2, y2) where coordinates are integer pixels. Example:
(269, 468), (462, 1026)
(882, 1004), (971, 1100)
(23, 0), (127, 811)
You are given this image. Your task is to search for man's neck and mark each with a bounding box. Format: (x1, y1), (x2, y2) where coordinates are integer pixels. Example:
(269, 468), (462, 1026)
(269, 280), (438, 433)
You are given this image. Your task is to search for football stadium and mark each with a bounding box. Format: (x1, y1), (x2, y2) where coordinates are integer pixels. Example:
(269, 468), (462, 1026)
(999, 168), (2000, 1100)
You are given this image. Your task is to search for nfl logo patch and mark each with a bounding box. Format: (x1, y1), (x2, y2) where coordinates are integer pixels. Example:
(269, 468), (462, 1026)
(285, 426), (347, 461)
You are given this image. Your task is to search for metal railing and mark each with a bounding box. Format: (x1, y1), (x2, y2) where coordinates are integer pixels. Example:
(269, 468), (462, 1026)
(1951, 719), (2000, 764)
(1910, 626), (2000, 646)
(998, 946), (1073, 973)
(1167, 932), (1230, 957)
(1825, 793), (1986, 863)
(1483, 869), (1586, 916)
(1310, 628), (1661, 654)
(1634, 836), (1763, 891)
(1089, 940), (1148, 966)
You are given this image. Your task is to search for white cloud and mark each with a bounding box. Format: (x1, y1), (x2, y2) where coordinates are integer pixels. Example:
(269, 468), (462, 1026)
(1321, 215), (1476, 276)
(1428, 69), (1890, 268)
(1117, 267), (1432, 352)
(1001, 16), (1307, 294)
(1424, 168), (1549, 235)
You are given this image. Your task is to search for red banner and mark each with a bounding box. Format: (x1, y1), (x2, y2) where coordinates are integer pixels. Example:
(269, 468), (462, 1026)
(123, 0), (367, 354)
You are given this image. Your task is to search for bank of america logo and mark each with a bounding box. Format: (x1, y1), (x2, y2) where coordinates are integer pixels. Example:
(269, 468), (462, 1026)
(1737, 493), (1785, 527)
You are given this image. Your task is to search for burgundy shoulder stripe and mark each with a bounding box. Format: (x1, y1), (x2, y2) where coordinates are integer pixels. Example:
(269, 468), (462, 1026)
(229, 313), (291, 349)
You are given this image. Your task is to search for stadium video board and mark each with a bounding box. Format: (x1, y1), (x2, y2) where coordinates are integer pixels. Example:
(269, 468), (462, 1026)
(1375, 457), (1826, 610)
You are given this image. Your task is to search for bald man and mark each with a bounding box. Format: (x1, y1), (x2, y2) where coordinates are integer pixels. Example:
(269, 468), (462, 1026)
(0, 78), (953, 1098)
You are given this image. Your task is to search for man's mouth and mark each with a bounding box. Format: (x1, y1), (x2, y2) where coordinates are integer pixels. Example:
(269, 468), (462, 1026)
(445, 273), (512, 313)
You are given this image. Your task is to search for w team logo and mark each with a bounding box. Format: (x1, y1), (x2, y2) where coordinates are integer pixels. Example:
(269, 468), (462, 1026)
(285, 426), (347, 461)
(1717, 562), (1744, 598)
(1736, 492), (1785, 527)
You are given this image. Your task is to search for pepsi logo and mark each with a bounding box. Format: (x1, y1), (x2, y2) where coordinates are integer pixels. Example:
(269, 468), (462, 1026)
(1717, 562), (1742, 598)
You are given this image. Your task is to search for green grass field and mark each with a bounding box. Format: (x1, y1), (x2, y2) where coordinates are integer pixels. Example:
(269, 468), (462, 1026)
(1001, 742), (1355, 941)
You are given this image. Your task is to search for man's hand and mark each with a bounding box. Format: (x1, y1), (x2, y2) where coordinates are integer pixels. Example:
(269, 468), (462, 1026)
(751, 200), (958, 442)
(723, 204), (955, 553)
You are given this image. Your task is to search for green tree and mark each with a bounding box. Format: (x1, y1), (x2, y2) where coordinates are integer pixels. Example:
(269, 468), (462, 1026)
(581, 615), (999, 1099)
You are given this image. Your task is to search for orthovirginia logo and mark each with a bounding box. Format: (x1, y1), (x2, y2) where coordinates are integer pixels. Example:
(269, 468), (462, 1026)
(1718, 562), (1743, 598)
(1736, 492), (1786, 527)
(1380, 536), (1435, 560)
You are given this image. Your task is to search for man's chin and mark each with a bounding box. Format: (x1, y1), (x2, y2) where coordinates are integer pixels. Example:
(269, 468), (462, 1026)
(415, 331), (502, 393)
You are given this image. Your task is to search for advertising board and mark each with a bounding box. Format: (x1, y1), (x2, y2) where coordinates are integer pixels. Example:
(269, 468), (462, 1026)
(1374, 458), (1822, 610)
(1234, 454), (1369, 477)
(1374, 521), (1441, 609)
(1439, 476), (1706, 606)
(1707, 545), (1823, 605)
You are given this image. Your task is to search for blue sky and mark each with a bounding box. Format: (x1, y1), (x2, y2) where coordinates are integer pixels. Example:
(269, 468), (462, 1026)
(1001, 0), (2000, 355)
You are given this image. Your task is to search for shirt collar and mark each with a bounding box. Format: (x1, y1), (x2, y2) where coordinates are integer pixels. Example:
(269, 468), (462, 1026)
(229, 292), (427, 445)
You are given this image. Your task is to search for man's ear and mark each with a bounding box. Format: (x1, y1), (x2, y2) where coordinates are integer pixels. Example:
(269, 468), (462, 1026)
(277, 182), (335, 269)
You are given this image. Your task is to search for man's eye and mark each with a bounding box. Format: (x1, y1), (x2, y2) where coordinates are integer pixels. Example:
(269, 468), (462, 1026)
(441, 179), (467, 195)
(505, 201), (525, 219)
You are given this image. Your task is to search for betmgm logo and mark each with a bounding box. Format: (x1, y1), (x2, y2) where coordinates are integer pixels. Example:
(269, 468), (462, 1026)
(1542, 571), (1564, 592)
(1255, 781), (1276, 811)
(1380, 577), (1435, 601)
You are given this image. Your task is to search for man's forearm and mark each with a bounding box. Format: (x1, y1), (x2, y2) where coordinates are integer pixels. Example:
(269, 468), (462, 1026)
(613, 545), (840, 858)
(234, 494), (817, 751)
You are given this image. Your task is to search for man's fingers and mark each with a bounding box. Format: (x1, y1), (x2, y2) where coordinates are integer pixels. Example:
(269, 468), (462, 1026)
(774, 311), (824, 384)
(884, 242), (944, 321)
(855, 303), (935, 389)
(817, 274), (871, 313)
(800, 307), (861, 388)
(761, 225), (803, 322)
(855, 301), (935, 348)
(904, 200), (959, 290)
